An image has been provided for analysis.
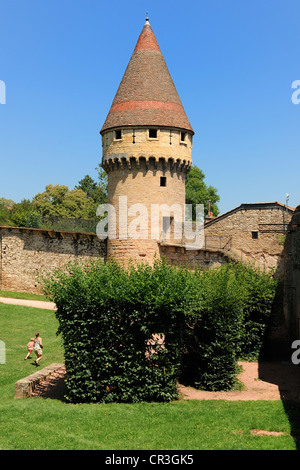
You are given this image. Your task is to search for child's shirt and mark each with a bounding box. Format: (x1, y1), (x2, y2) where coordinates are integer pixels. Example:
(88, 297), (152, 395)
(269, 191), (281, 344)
(27, 341), (34, 350)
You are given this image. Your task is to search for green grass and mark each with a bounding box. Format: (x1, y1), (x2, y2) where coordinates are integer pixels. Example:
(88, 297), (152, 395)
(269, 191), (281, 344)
(0, 289), (50, 302)
(0, 302), (299, 450)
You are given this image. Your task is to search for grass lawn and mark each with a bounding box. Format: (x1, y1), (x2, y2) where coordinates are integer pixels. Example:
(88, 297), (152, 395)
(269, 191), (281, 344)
(0, 302), (300, 450)
(0, 289), (50, 302)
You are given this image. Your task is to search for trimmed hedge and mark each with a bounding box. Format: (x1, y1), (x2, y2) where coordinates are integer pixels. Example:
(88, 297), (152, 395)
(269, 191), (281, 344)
(41, 259), (278, 403)
(181, 263), (278, 390)
(41, 260), (188, 403)
(181, 266), (245, 391)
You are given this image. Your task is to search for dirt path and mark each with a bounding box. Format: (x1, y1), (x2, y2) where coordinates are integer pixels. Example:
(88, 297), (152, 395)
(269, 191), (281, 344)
(0, 297), (56, 310)
(179, 361), (300, 401)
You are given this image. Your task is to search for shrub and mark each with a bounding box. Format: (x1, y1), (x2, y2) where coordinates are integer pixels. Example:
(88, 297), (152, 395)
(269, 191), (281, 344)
(233, 263), (278, 360)
(181, 265), (245, 391)
(181, 263), (279, 390)
(41, 259), (278, 402)
(41, 259), (187, 403)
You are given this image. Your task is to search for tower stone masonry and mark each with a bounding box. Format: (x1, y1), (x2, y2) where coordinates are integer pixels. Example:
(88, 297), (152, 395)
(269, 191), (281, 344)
(100, 15), (194, 265)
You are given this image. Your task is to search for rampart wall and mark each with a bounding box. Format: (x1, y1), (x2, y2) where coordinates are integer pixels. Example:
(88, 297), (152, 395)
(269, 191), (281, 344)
(0, 226), (106, 294)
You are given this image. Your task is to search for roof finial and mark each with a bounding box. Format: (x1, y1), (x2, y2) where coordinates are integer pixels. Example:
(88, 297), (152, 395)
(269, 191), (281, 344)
(145, 11), (149, 24)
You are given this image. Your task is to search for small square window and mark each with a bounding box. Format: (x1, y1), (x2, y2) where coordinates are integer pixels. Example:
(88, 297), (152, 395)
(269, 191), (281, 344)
(115, 130), (122, 140)
(160, 176), (167, 187)
(149, 129), (157, 139)
(252, 231), (258, 239)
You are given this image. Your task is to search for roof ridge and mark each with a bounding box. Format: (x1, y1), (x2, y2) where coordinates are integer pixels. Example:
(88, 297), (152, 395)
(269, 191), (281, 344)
(204, 201), (295, 227)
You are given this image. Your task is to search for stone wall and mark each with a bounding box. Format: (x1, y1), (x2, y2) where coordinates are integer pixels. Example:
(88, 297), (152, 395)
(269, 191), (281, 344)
(0, 226), (106, 294)
(284, 206), (300, 341)
(159, 243), (227, 270)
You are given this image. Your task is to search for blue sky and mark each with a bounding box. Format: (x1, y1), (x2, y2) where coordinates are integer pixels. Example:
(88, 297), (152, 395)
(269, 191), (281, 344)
(0, 0), (299, 215)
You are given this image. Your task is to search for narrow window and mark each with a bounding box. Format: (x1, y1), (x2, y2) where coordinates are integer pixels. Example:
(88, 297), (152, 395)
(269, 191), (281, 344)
(160, 176), (167, 187)
(180, 132), (186, 142)
(162, 216), (174, 239)
(149, 129), (157, 139)
(252, 231), (258, 239)
(132, 129), (135, 144)
(115, 129), (122, 140)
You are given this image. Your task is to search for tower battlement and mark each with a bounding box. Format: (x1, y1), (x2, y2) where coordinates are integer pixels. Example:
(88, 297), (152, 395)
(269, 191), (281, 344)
(102, 127), (192, 173)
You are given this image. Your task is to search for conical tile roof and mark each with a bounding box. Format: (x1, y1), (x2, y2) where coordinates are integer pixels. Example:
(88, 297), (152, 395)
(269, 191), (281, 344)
(101, 17), (194, 134)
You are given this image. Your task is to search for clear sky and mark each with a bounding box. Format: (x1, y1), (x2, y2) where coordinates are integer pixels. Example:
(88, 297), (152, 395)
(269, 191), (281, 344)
(0, 0), (299, 215)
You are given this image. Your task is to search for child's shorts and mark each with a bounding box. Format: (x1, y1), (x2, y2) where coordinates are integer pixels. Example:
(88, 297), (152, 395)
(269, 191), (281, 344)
(35, 348), (43, 357)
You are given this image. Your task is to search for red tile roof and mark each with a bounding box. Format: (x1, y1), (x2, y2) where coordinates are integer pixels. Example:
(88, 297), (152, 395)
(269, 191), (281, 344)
(101, 20), (194, 134)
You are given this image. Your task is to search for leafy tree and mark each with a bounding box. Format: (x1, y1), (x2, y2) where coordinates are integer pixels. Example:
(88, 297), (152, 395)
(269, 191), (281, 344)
(0, 197), (15, 209)
(32, 184), (96, 219)
(75, 171), (107, 205)
(185, 166), (220, 220)
(0, 198), (15, 225)
(8, 199), (41, 227)
(0, 207), (11, 225)
(95, 164), (108, 200)
(75, 175), (99, 201)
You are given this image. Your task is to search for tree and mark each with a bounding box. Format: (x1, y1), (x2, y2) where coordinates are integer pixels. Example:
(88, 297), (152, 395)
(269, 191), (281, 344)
(32, 184), (96, 219)
(0, 197), (15, 209)
(95, 164), (108, 201)
(0, 198), (15, 225)
(185, 166), (220, 220)
(75, 170), (107, 205)
(8, 199), (41, 227)
(75, 175), (99, 201)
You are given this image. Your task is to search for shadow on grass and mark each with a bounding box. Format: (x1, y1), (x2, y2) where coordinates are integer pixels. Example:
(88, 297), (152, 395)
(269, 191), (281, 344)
(258, 360), (300, 449)
(282, 400), (300, 450)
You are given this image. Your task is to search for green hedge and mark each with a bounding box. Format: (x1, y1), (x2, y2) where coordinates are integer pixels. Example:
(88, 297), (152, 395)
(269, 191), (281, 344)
(181, 263), (278, 391)
(41, 259), (278, 403)
(181, 266), (245, 391)
(41, 260), (188, 403)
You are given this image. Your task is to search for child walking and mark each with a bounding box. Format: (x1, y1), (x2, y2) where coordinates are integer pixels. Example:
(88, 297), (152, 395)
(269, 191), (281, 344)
(24, 338), (35, 360)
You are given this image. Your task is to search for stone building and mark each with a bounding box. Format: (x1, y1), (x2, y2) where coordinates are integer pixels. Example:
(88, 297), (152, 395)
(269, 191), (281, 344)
(100, 14), (193, 265)
(159, 201), (294, 274)
(204, 202), (294, 275)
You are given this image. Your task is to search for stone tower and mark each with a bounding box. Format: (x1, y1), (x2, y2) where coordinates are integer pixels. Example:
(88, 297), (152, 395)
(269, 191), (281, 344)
(100, 15), (194, 265)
